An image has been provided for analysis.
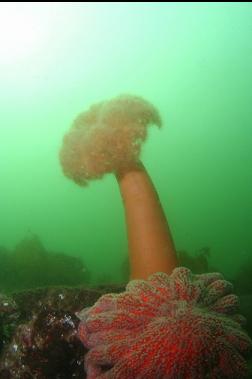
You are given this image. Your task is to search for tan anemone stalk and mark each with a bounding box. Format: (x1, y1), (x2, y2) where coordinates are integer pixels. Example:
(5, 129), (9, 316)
(60, 94), (178, 279)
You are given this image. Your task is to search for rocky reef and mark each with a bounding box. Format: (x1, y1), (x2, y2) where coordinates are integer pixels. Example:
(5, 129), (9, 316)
(0, 234), (91, 292)
(0, 285), (124, 378)
(1, 239), (252, 378)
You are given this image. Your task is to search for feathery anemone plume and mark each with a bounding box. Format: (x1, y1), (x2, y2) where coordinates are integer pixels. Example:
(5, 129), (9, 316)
(77, 267), (252, 379)
(59, 95), (161, 186)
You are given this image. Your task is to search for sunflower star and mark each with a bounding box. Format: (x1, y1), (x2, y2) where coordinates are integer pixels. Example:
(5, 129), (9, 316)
(77, 267), (252, 379)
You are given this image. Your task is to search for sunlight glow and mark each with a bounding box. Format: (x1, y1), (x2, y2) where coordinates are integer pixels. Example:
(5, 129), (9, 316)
(0, 3), (50, 64)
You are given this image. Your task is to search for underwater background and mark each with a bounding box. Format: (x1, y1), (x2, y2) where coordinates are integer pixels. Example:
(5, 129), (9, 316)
(0, 2), (252, 289)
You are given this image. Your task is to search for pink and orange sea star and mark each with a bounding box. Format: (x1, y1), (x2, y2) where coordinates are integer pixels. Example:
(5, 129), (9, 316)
(77, 267), (252, 379)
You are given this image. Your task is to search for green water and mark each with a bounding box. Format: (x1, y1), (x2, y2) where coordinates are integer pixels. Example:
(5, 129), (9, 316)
(0, 2), (252, 287)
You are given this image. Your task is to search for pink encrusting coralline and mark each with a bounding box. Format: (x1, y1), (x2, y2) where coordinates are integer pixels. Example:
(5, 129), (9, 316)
(59, 95), (161, 186)
(77, 267), (252, 379)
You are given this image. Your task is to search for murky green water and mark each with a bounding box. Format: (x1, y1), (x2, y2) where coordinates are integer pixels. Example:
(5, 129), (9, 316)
(0, 2), (252, 288)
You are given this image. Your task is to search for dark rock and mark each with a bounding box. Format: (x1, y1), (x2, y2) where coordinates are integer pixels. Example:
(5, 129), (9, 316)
(0, 285), (124, 378)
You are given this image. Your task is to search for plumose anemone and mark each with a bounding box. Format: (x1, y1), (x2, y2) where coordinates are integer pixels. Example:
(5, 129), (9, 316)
(59, 94), (161, 186)
(60, 94), (252, 378)
(77, 267), (252, 379)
